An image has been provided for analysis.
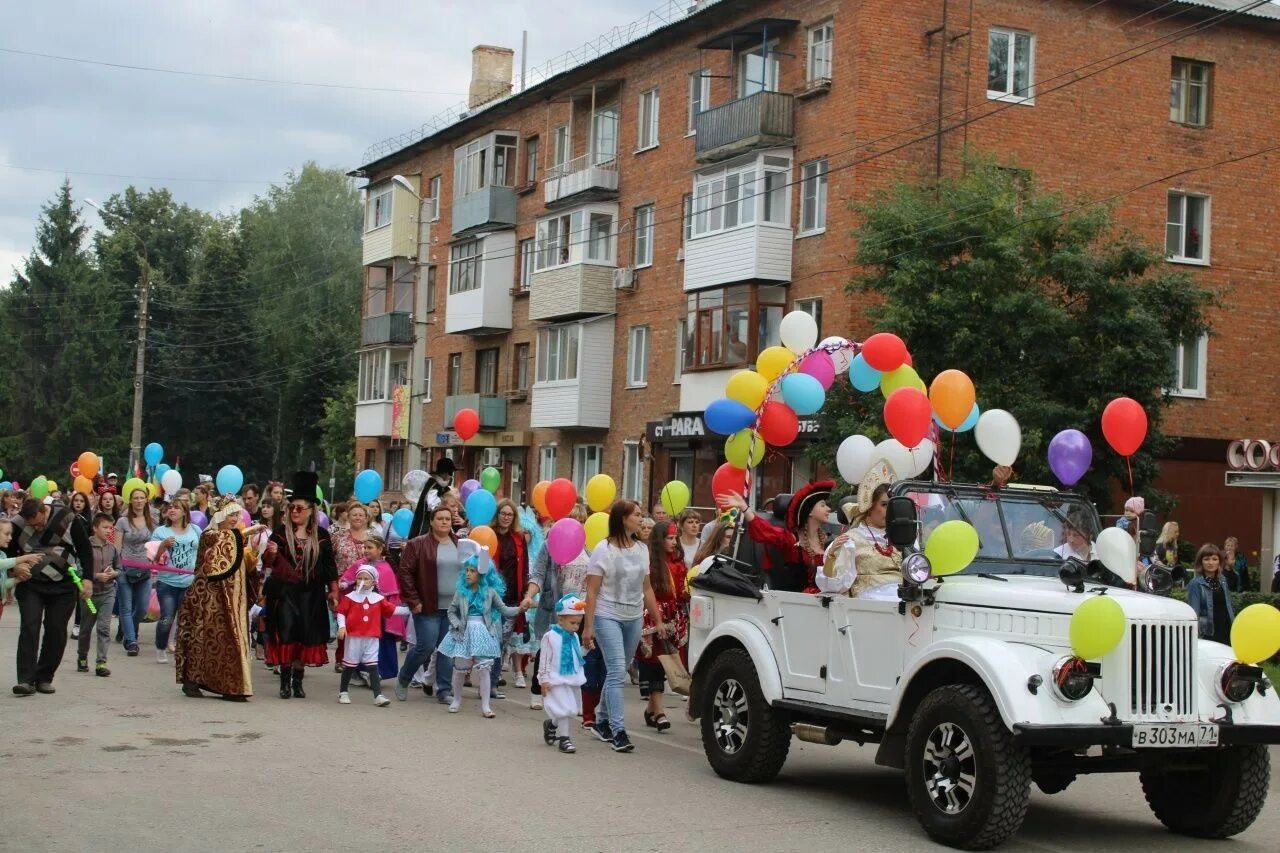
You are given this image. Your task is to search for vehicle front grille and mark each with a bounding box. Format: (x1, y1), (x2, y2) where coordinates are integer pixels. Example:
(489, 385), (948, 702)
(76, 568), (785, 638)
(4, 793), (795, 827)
(1128, 622), (1194, 718)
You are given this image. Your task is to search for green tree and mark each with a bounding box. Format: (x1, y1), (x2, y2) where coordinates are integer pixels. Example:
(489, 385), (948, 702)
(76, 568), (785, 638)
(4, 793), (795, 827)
(317, 380), (356, 500)
(816, 154), (1216, 510)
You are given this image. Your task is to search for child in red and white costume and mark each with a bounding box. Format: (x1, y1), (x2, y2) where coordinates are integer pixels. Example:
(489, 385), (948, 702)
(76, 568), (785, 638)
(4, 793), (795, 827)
(336, 565), (408, 706)
(539, 593), (588, 754)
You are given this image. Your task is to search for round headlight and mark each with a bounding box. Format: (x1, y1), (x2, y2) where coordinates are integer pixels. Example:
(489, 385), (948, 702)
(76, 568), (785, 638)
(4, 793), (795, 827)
(1051, 656), (1094, 702)
(1216, 662), (1257, 704)
(901, 552), (932, 585)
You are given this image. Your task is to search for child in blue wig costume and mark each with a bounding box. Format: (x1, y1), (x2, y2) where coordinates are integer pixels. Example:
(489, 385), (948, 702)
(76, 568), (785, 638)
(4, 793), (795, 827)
(539, 593), (587, 754)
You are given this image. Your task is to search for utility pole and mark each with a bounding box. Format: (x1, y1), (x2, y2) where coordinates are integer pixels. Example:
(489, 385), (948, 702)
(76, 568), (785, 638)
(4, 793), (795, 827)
(128, 249), (151, 477)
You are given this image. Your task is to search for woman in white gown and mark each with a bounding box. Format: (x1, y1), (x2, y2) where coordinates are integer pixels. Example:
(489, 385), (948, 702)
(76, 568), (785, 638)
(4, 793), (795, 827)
(817, 462), (901, 600)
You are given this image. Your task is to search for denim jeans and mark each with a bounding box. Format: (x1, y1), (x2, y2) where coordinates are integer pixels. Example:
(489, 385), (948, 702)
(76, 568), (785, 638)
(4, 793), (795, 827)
(398, 610), (453, 694)
(154, 582), (187, 650)
(116, 572), (152, 646)
(593, 614), (643, 734)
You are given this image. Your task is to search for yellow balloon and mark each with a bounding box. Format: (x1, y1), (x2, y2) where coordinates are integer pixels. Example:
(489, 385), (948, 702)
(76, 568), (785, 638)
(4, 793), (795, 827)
(725, 370), (769, 410)
(1069, 595), (1127, 659)
(1230, 603), (1280, 665)
(584, 511), (610, 551)
(924, 520), (979, 576)
(756, 346), (795, 382)
(47, 480), (58, 493)
(122, 478), (148, 501)
(725, 429), (766, 468)
(880, 364), (927, 399)
(584, 474), (617, 513)
(660, 481), (690, 516)
(147, 482), (159, 500)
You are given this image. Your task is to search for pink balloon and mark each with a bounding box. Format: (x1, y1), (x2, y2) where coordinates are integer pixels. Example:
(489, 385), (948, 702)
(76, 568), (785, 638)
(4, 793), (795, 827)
(241, 509), (252, 527)
(547, 518), (586, 565)
(798, 350), (836, 390)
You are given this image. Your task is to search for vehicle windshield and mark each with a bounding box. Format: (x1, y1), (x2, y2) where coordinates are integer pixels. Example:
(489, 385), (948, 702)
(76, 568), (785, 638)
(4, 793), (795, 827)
(893, 482), (1103, 578)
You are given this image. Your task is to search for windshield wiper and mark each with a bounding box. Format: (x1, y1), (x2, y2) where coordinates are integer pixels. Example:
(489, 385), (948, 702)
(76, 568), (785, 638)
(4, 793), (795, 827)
(976, 573), (1009, 582)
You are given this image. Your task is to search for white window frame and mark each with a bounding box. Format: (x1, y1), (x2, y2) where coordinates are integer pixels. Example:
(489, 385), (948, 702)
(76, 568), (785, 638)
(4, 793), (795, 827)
(427, 176), (441, 221)
(358, 349), (389, 402)
(573, 444), (603, 494)
(622, 441), (644, 503)
(524, 136), (540, 185)
(590, 105), (619, 166)
(514, 342), (530, 391)
(638, 88), (660, 151)
(475, 347), (499, 396)
(688, 71), (711, 135)
(534, 204), (618, 272)
(795, 298), (823, 339)
(422, 357), (433, 403)
(1169, 334), (1208, 399)
(540, 444), (558, 482)
(518, 238), (535, 291)
(448, 239), (482, 293)
(807, 21), (834, 84)
(453, 132), (518, 198)
(1166, 191), (1210, 265)
(737, 41), (780, 97)
(553, 125), (570, 168)
(627, 325), (649, 388)
(674, 320), (687, 383)
(691, 152), (791, 238)
(365, 186), (393, 232)
(535, 324), (581, 384)
(1170, 59), (1211, 127)
(987, 28), (1035, 104)
(800, 158), (828, 234)
(633, 204), (654, 268)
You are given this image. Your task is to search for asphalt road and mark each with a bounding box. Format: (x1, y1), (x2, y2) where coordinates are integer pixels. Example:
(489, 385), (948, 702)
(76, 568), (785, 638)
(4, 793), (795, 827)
(3, 616), (1277, 853)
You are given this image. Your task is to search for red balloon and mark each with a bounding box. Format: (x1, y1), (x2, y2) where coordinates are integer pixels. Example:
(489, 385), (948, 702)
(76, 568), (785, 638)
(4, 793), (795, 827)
(454, 407), (480, 441)
(861, 332), (908, 372)
(757, 401), (799, 447)
(903, 351), (913, 367)
(545, 477), (578, 521)
(1101, 397), (1148, 457)
(884, 387), (933, 448)
(711, 463), (749, 508)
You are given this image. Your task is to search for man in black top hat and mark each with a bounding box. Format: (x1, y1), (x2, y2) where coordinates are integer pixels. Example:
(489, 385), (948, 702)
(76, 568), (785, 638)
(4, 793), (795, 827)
(407, 457), (456, 540)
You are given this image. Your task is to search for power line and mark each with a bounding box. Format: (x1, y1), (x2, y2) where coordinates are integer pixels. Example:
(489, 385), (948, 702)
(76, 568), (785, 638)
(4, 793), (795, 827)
(0, 162), (279, 185)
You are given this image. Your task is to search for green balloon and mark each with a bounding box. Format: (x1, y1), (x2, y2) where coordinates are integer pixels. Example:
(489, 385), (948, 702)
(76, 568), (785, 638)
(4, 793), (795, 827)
(480, 466), (501, 494)
(316, 485), (324, 500)
(30, 476), (49, 500)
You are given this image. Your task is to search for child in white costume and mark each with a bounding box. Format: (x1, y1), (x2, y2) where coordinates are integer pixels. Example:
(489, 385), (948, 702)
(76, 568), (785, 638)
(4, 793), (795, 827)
(336, 565), (409, 706)
(539, 593), (588, 754)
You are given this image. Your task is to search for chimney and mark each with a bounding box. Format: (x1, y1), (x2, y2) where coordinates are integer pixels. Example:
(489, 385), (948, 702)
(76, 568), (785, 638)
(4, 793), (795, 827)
(468, 45), (514, 108)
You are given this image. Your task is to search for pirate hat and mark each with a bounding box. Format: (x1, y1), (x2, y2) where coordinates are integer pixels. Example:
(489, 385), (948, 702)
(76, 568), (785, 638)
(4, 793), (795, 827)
(786, 480), (834, 532)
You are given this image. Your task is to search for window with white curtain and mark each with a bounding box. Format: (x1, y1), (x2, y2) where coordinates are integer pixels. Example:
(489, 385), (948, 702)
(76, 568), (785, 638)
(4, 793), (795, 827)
(638, 89), (660, 150)
(1169, 335), (1208, 398)
(627, 325), (649, 387)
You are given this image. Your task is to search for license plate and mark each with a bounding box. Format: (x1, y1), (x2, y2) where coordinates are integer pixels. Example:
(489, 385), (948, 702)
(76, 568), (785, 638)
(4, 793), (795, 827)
(1132, 723), (1219, 748)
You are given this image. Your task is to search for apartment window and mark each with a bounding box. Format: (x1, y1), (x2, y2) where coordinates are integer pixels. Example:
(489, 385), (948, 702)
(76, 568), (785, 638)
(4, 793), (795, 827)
(540, 445), (557, 482)
(692, 154), (790, 237)
(518, 238), (535, 291)
(633, 204), (654, 267)
(638, 89), (660, 150)
(524, 136), (540, 185)
(1170, 335), (1208, 398)
(454, 132), (518, 196)
(1170, 59), (1211, 126)
(627, 325), (649, 387)
(475, 348), (499, 395)
(358, 349), (388, 401)
(514, 343), (530, 391)
(365, 186), (392, 231)
(536, 324), (580, 383)
(807, 21), (834, 84)
(427, 175), (441, 220)
(688, 71), (711, 134)
(448, 239), (482, 293)
(685, 285), (785, 370)
(587, 213), (614, 263)
(1166, 192), (1209, 263)
(385, 447), (405, 489)
(363, 449), (376, 472)
(553, 125), (570, 168)
(800, 158), (829, 233)
(682, 193), (693, 245)
(622, 442), (643, 502)
(738, 41), (780, 97)
(389, 359), (409, 388)
(675, 319), (687, 382)
(987, 28), (1034, 102)
(447, 353), (462, 395)
(535, 210), (618, 270)
(795, 298), (823, 339)
(536, 213), (573, 271)
(573, 445), (603, 493)
(591, 106), (619, 165)
(424, 265), (437, 312)
(422, 357), (433, 402)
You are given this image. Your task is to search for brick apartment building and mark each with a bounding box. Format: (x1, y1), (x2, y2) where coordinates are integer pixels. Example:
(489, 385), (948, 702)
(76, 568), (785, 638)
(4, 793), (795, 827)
(350, 0), (1280, 580)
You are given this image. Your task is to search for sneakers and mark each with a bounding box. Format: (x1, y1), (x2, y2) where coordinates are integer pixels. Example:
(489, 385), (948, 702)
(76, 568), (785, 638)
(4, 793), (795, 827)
(125, 642), (139, 657)
(610, 729), (635, 753)
(374, 694), (391, 707)
(436, 691), (453, 705)
(338, 692), (352, 704)
(95, 664), (111, 677)
(393, 682), (408, 702)
(558, 737), (576, 754)
(156, 650), (168, 664)
(543, 720), (558, 746)
(422, 684), (434, 697)
(530, 696), (543, 710)
(12, 683), (35, 696)
(481, 708), (496, 718)
(590, 720), (614, 743)
(491, 689), (507, 700)
(35, 682), (56, 695)
(448, 701), (461, 714)
(514, 674), (527, 689)
(77, 658), (89, 673)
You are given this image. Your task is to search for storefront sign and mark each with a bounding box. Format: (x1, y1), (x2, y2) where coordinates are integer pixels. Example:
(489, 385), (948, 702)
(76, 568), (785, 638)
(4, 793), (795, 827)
(1227, 440), (1280, 471)
(435, 432), (463, 446)
(647, 412), (820, 443)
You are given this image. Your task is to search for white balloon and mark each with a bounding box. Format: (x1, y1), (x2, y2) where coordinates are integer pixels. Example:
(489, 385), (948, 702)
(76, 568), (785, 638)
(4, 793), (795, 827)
(819, 335), (853, 373)
(871, 439), (913, 481)
(402, 469), (429, 504)
(974, 409), (1022, 467)
(160, 469), (182, 497)
(907, 439), (935, 478)
(836, 435), (876, 484)
(1096, 527), (1138, 584)
(780, 310), (819, 354)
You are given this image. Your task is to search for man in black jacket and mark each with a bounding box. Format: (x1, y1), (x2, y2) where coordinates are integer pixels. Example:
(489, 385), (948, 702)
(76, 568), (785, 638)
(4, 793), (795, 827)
(6, 500), (95, 695)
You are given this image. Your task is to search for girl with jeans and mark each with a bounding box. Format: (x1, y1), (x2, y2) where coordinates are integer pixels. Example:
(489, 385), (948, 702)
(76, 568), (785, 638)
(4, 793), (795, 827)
(1186, 543), (1236, 644)
(115, 485), (156, 656)
(582, 500), (668, 754)
(151, 501), (200, 663)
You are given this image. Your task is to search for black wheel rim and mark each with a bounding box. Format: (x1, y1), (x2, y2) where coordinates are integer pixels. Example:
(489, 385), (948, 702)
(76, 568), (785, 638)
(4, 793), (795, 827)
(712, 677), (749, 754)
(923, 722), (977, 815)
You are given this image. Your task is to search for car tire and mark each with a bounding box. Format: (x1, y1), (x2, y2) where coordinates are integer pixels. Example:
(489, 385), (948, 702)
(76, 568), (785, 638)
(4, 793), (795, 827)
(699, 648), (790, 783)
(904, 684), (1031, 850)
(1140, 744), (1270, 838)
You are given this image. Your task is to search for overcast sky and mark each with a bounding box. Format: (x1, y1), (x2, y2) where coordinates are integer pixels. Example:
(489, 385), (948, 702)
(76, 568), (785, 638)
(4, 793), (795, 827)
(0, 0), (662, 278)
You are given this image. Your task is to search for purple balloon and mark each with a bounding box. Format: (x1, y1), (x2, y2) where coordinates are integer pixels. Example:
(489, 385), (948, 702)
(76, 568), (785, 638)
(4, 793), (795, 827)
(190, 509), (208, 530)
(318, 511), (330, 530)
(459, 478), (481, 501)
(1048, 429), (1093, 487)
(241, 509), (252, 528)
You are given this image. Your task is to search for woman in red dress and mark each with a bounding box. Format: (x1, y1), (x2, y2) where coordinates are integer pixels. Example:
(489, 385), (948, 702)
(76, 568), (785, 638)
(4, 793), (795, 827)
(635, 520), (689, 730)
(718, 480), (834, 593)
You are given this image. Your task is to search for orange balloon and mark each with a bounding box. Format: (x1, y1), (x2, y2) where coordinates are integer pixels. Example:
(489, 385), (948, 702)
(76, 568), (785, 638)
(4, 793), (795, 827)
(531, 481), (550, 518)
(73, 476), (93, 496)
(77, 451), (100, 480)
(929, 369), (977, 430)
(469, 525), (499, 558)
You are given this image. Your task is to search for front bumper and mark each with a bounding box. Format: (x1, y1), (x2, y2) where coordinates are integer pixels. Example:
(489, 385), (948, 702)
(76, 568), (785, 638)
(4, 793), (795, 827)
(1012, 722), (1280, 748)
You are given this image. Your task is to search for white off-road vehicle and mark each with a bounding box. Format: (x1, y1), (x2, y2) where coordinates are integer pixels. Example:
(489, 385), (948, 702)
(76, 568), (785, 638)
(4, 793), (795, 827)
(688, 481), (1280, 850)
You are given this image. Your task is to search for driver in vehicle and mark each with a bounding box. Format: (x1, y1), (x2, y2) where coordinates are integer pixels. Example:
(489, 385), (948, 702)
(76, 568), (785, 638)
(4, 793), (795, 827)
(818, 462), (901, 600)
(1053, 512), (1097, 562)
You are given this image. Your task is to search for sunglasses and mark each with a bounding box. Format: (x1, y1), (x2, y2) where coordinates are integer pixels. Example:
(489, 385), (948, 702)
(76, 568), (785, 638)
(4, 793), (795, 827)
(289, 505), (310, 513)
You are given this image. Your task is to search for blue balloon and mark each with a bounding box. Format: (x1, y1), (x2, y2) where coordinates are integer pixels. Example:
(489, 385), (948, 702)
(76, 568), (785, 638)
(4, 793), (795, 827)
(353, 468), (383, 503)
(848, 353), (882, 393)
(934, 403), (980, 434)
(153, 463), (170, 483)
(391, 507), (413, 538)
(143, 442), (164, 466)
(215, 464), (244, 496)
(381, 512), (393, 524)
(465, 488), (497, 527)
(0, 482), (10, 491)
(780, 373), (825, 415)
(704, 398), (757, 436)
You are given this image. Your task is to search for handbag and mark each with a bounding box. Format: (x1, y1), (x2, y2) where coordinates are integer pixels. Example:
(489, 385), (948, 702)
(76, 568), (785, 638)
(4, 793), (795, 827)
(658, 637), (692, 696)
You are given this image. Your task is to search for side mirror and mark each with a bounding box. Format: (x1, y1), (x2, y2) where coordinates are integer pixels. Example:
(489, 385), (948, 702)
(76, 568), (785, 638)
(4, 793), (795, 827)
(1059, 557), (1088, 593)
(885, 496), (918, 551)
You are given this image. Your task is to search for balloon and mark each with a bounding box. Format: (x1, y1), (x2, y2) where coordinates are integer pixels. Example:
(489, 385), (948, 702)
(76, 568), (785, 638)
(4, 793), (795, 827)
(531, 481), (550, 517)
(880, 364), (926, 398)
(317, 485), (325, 501)
(1048, 429), (1093, 487)
(1095, 527), (1137, 585)
(191, 510), (208, 531)
(756, 346), (795, 382)
(29, 476), (48, 499)
(242, 509), (253, 527)
(585, 474), (617, 512)
(725, 370), (768, 410)
(480, 466), (501, 494)
(547, 518), (587, 564)
(73, 476), (93, 495)
(468, 524), (498, 556)
(584, 512), (610, 552)
(402, 469), (429, 503)
(318, 511), (330, 530)
(975, 409), (1022, 467)
(935, 403), (980, 434)
(459, 479), (481, 502)
(464, 489), (497, 527)
(160, 469), (183, 497)
(711, 463), (749, 507)
(819, 336), (853, 373)
(659, 481), (690, 516)
(153, 463), (171, 485)
(1230, 603), (1280, 665)
(929, 369), (977, 430)
(705, 398), (757, 436)
(215, 464), (245, 497)
(544, 478), (577, 521)
(780, 372), (825, 415)
(1069, 595), (1127, 659)
(780, 310), (819, 354)
(77, 452), (100, 480)
(725, 429), (766, 469)
(1101, 397), (1148, 457)
(121, 478), (148, 501)
(382, 513), (392, 524)
(907, 439), (936, 478)
(861, 332), (908, 372)
(848, 353), (882, 393)
(836, 435), (876, 484)
(884, 387), (933, 448)
(453, 407), (481, 441)
(757, 401), (799, 447)
(47, 480), (59, 494)
(0, 483), (10, 491)
(353, 468), (382, 503)
(870, 439), (912, 481)
(925, 520), (980, 576)
(143, 442), (164, 466)
(798, 350), (835, 390)
(391, 507), (414, 538)
(147, 482), (158, 500)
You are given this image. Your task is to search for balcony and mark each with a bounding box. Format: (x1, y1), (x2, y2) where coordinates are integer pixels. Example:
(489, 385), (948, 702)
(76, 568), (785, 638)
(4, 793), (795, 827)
(451, 185), (517, 236)
(694, 91), (794, 163)
(529, 264), (616, 321)
(444, 393), (508, 431)
(355, 401), (394, 437)
(684, 222), (793, 290)
(444, 232), (515, 335)
(544, 155), (619, 207)
(531, 319), (614, 430)
(361, 311), (414, 347)
(362, 178), (422, 265)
